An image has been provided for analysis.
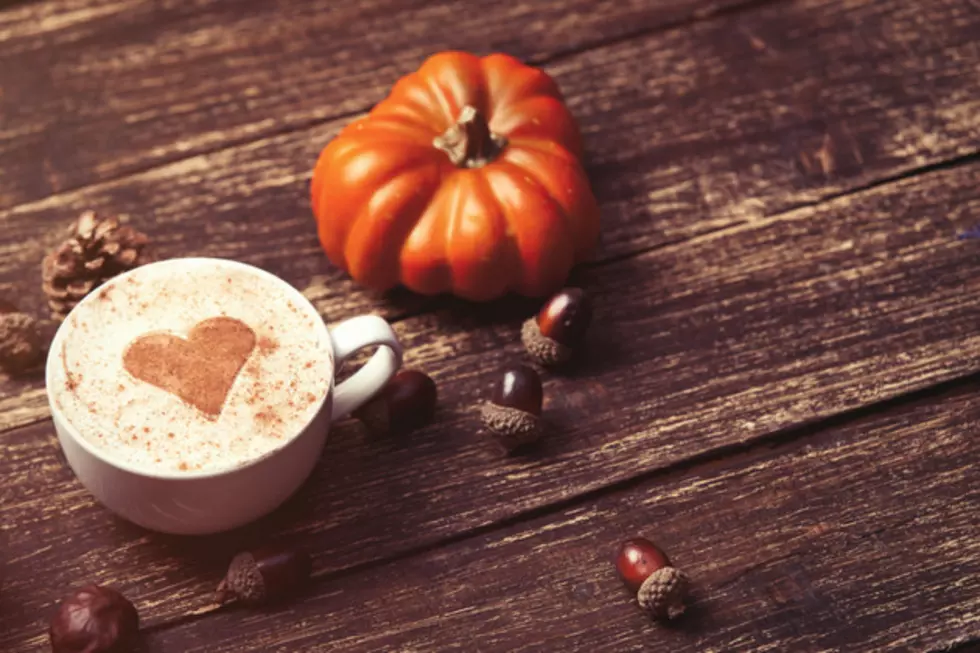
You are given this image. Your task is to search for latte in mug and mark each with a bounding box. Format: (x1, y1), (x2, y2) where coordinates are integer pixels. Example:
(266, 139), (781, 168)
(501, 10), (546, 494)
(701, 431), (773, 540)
(48, 258), (333, 473)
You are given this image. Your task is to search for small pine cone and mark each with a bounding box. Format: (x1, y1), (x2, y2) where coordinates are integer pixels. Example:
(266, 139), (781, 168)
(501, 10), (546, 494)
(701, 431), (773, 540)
(41, 210), (153, 321)
(637, 566), (688, 620)
(0, 301), (41, 374)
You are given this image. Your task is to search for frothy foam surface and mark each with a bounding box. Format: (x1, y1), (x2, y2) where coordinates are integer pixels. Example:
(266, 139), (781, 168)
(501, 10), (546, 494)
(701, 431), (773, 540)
(49, 259), (333, 473)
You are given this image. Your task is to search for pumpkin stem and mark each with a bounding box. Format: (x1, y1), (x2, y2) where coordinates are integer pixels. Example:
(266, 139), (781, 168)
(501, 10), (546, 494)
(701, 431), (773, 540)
(433, 106), (507, 168)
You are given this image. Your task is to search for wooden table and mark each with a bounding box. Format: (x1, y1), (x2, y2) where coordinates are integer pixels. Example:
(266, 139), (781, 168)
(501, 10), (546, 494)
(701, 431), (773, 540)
(1, 0), (978, 650)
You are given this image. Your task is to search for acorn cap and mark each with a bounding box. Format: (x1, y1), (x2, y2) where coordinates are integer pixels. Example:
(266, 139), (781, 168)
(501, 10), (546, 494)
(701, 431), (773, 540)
(480, 402), (541, 451)
(215, 551), (266, 605)
(215, 547), (312, 607)
(521, 317), (572, 367)
(637, 566), (688, 620)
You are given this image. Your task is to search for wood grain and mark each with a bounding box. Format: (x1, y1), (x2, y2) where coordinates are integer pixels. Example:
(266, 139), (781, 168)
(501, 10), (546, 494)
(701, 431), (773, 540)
(2, 0), (980, 649)
(1, 162), (978, 649)
(143, 380), (980, 653)
(1, 0), (978, 431)
(0, 0), (749, 209)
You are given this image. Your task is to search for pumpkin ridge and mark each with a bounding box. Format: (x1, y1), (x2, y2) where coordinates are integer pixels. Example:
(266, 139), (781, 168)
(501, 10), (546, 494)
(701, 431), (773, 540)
(481, 54), (564, 115)
(489, 95), (583, 158)
(398, 175), (458, 295)
(421, 51), (487, 126)
(482, 161), (575, 296)
(481, 171), (524, 298)
(500, 144), (599, 260)
(371, 99), (442, 133)
(503, 137), (578, 161)
(493, 158), (576, 261)
(352, 115), (440, 145)
(477, 170), (527, 297)
(322, 142), (441, 271)
(445, 171), (514, 300)
(386, 69), (449, 127)
(344, 161), (444, 289)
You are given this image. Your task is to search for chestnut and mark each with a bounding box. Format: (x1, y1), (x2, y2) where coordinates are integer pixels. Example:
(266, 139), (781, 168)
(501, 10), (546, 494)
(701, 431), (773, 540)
(614, 537), (688, 620)
(521, 288), (592, 366)
(480, 364), (543, 451)
(354, 369), (437, 435)
(49, 584), (139, 653)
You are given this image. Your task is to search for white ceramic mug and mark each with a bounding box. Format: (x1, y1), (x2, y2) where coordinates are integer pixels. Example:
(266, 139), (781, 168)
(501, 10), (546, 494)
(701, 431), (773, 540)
(45, 258), (402, 535)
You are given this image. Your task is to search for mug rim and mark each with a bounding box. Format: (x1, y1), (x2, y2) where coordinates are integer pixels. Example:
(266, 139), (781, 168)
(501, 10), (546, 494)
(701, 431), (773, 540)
(45, 256), (336, 481)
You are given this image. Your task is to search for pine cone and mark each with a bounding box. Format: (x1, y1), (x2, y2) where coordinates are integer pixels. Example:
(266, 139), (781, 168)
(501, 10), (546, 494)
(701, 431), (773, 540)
(41, 211), (152, 321)
(0, 300), (41, 374)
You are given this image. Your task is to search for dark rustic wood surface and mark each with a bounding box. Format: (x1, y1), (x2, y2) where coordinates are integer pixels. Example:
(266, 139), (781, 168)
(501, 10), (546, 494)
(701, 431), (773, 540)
(1, 0), (978, 651)
(147, 379), (980, 652)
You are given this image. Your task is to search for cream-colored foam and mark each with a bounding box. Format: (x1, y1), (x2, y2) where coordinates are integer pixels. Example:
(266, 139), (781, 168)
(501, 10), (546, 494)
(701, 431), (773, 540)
(48, 259), (333, 473)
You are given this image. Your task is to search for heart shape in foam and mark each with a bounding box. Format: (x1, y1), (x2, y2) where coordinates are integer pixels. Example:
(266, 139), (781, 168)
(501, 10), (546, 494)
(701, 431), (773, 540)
(122, 317), (257, 417)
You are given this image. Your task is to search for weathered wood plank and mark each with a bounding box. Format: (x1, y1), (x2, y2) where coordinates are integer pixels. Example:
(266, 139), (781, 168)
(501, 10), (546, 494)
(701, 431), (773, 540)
(1, 162), (978, 648)
(0, 0), (748, 209)
(1, 0), (978, 431)
(144, 380), (980, 653)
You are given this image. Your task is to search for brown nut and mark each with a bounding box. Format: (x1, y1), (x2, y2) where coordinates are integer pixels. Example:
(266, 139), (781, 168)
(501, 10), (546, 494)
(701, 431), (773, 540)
(615, 537), (688, 620)
(49, 584), (139, 653)
(480, 364), (543, 451)
(355, 369), (437, 435)
(522, 288), (592, 366)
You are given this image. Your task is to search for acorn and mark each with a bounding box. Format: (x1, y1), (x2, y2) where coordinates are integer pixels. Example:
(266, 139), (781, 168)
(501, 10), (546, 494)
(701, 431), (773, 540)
(480, 364), (543, 451)
(354, 369), (437, 435)
(615, 537), (689, 620)
(521, 288), (592, 366)
(215, 545), (312, 606)
(49, 584), (139, 653)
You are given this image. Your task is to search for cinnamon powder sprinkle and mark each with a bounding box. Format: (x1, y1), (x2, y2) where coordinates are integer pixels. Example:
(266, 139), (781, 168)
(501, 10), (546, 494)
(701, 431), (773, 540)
(255, 410), (284, 425)
(257, 335), (279, 354)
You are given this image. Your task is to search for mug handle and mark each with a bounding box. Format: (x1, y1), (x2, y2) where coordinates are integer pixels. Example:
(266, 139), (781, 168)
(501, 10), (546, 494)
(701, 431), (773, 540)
(328, 315), (403, 421)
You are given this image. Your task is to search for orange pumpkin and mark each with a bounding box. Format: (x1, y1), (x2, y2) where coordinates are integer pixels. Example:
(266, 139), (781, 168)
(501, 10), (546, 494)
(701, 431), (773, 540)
(310, 51), (600, 301)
